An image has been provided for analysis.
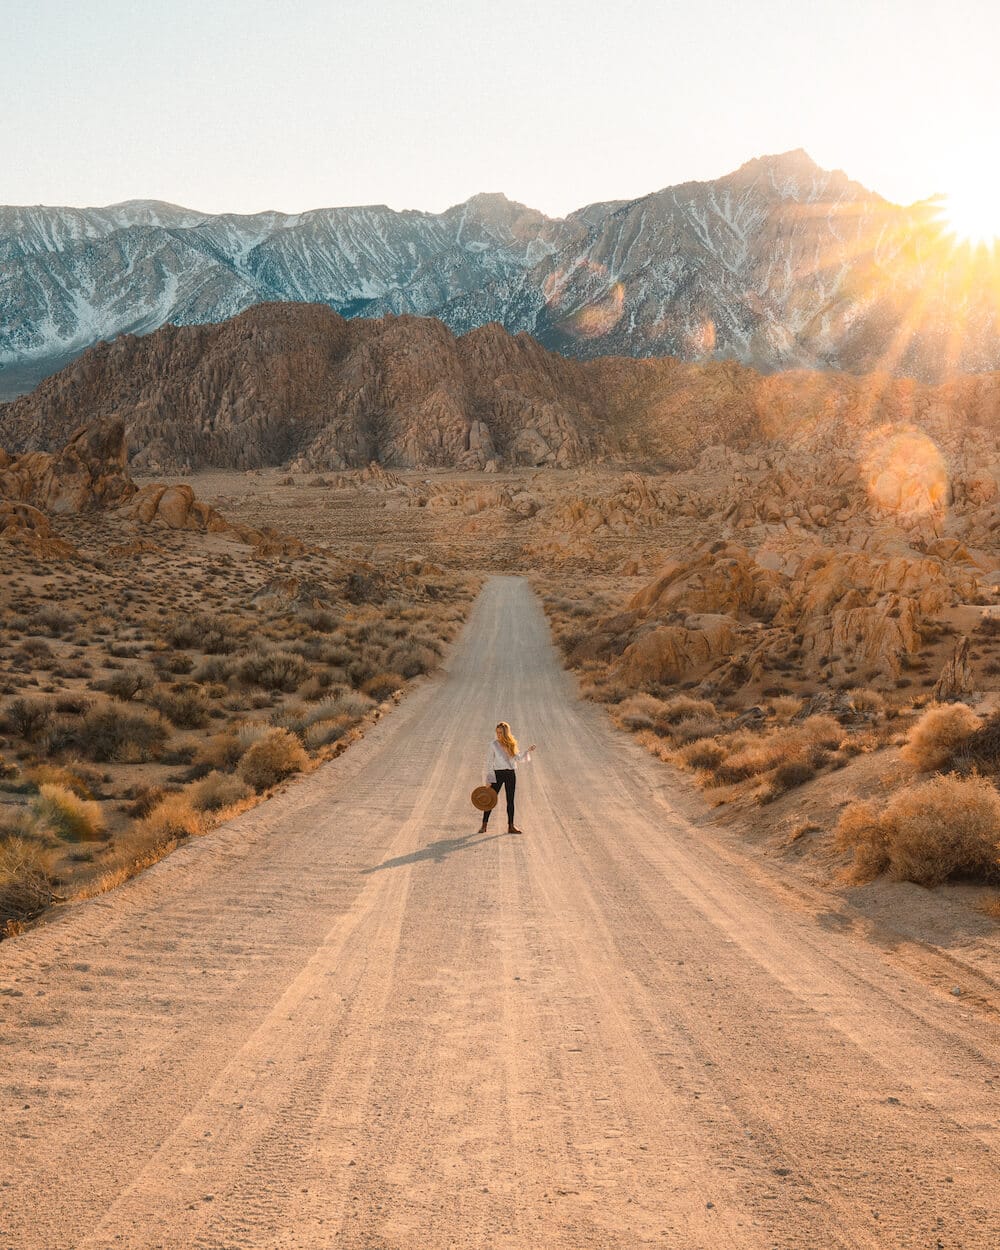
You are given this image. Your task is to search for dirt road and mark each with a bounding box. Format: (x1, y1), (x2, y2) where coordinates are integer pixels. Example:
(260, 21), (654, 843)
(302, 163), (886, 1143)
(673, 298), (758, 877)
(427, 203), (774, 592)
(2, 577), (998, 1249)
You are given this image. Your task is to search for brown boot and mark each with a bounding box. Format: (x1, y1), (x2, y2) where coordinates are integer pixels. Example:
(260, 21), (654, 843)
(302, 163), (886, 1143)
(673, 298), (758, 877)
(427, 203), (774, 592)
(508, 825), (523, 835)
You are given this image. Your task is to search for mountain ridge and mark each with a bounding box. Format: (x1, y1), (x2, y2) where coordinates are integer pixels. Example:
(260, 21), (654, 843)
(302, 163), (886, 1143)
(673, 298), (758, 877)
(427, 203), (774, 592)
(1, 150), (996, 398)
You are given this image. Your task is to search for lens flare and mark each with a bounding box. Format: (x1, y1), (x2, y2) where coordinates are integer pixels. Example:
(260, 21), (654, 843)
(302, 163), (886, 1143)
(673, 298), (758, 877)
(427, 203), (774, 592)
(939, 178), (1000, 247)
(861, 426), (947, 518)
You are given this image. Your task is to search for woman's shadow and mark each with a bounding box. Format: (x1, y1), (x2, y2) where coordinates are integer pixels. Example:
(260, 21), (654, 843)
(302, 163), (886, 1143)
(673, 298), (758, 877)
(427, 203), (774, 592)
(360, 828), (510, 874)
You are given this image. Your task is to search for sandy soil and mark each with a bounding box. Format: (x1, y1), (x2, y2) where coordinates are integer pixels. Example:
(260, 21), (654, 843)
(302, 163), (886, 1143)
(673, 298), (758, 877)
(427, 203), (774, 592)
(1, 578), (998, 1249)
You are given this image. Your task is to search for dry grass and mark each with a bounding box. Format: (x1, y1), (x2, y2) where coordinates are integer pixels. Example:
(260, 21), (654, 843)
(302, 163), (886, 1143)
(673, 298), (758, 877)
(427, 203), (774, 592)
(133, 794), (205, 842)
(901, 703), (982, 772)
(23, 762), (95, 798)
(675, 738), (727, 771)
(616, 693), (667, 731)
(0, 836), (56, 923)
(238, 729), (309, 792)
(80, 703), (169, 763)
(29, 783), (106, 841)
(187, 770), (252, 812)
(836, 774), (1000, 886)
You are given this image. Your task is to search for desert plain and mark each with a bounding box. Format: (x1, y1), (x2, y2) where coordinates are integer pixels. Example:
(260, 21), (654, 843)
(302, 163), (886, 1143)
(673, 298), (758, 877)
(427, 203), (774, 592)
(1, 393), (999, 1246)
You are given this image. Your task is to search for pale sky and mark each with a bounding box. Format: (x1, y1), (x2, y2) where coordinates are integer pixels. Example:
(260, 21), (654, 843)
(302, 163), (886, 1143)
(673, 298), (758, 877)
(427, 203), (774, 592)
(4, 0), (998, 217)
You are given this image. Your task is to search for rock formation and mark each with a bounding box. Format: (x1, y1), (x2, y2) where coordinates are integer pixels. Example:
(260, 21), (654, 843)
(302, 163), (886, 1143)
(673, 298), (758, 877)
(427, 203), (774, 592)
(7, 303), (1000, 475)
(0, 421), (136, 512)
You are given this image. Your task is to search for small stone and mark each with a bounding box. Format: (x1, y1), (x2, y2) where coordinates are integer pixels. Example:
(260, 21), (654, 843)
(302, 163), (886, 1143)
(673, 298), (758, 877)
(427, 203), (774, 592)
(951, 986), (962, 996)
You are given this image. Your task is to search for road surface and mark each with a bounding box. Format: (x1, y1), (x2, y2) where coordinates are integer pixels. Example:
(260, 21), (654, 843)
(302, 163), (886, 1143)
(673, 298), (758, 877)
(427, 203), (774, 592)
(2, 577), (998, 1249)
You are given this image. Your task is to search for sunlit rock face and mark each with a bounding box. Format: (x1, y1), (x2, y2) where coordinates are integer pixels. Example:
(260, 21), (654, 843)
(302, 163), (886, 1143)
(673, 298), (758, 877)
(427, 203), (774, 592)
(3, 150), (999, 398)
(5, 301), (1000, 477)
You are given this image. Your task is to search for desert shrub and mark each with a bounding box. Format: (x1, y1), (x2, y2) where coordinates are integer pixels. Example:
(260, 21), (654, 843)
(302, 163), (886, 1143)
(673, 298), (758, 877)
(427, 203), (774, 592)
(147, 686), (211, 729)
(303, 716), (355, 750)
(883, 774), (1000, 884)
(847, 688), (887, 718)
(834, 800), (888, 880)
(156, 651), (195, 675)
(800, 715), (844, 750)
(237, 650), (310, 692)
(770, 695), (804, 722)
(346, 574), (390, 611)
(761, 760), (817, 802)
(659, 695), (716, 725)
(677, 739), (726, 771)
(133, 794), (204, 842)
(29, 784), (106, 841)
(301, 609), (338, 633)
(950, 712), (1000, 774)
(238, 729), (308, 792)
(389, 643), (438, 679)
(671, 714), (725, 745)
(715, 736), (788, 783)
(0, 837), (55, 922)
(187, 771), (252, 812)
(296, 673), (334, 701)
(193, 732), (244, 772)
(192, 656), (235, 684)
(166, 613), (241, 654)
(80, 704), (168, 763)
(901, 703), (982, 772)
(362, 671), (405, 702)
(24, 763), (94, 799)
(302, 689), (374, 726)
(617, 693), (666, 731)
(95, 667), (152, 701)
(30, 607), (76, 636)
(838, 775), (1000, 885)
(121, 786), (168, 819)
(54, 693), (92, 716)
(20, 638), (54, 661)
(4, 697), (51, 742)
(235, 721), (273, 752)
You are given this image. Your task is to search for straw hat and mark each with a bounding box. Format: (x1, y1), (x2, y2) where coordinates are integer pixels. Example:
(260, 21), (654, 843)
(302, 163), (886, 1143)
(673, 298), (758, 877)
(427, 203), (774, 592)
(471, 784), (498, 812)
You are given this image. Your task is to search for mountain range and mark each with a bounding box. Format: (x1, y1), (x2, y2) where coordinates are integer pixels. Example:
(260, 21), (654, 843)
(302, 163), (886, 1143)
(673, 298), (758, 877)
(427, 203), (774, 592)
(3, 150), (998, 401)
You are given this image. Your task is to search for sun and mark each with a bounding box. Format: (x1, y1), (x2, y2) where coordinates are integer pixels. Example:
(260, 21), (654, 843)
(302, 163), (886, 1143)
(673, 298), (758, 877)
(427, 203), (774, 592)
(939, 180), (1000, 247)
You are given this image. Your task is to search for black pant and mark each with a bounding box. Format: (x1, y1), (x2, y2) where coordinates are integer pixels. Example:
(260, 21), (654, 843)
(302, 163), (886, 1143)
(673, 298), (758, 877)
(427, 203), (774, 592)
(484, 769), (515, 825)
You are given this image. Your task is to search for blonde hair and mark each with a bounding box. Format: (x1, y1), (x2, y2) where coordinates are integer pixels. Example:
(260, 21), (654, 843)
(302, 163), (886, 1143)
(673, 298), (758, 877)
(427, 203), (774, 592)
(496, 722), (518, 757)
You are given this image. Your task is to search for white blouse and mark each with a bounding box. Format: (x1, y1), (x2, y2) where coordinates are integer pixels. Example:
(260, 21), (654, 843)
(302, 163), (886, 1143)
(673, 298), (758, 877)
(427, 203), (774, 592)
(484, 739), (533, 783)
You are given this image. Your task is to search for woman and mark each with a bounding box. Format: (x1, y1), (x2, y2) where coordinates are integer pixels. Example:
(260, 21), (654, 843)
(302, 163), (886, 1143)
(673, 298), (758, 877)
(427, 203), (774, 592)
(482, 721), (537, 835)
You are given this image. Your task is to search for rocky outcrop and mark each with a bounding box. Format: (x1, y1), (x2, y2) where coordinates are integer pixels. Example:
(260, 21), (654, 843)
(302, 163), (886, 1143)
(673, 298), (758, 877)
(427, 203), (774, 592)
(581, 532), (988, 692)
(0, 500), (77, 558)
(615, 615), (737, 686)
(0, 421), (135, 512)
(8, 303), (1000, 475)
(120, 484), (231, 532)
(933, 637), (974, 701)
(0, 419), (307, 561)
